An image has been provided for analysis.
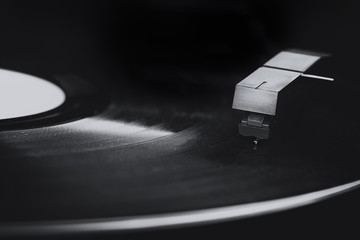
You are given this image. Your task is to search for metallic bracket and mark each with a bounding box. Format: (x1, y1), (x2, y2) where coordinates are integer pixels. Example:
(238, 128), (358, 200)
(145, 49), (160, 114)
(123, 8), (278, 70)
(239, 112), (271, 140)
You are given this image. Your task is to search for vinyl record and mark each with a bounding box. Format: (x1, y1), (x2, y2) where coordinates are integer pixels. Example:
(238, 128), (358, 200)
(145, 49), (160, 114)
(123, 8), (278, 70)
(0, 64), (359, 237)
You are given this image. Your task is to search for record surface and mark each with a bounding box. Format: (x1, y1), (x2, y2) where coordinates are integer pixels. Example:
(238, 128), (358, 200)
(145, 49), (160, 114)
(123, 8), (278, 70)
(0, 66), (360, 237)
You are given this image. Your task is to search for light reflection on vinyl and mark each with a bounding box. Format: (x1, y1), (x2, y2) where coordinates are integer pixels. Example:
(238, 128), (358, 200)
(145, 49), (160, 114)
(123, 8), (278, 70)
(0, 116), (174, 155)
(2, 180), (359, 236)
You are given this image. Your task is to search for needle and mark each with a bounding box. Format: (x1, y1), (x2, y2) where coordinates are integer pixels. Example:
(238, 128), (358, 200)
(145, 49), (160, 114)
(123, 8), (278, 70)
(253, 138), (260, 150)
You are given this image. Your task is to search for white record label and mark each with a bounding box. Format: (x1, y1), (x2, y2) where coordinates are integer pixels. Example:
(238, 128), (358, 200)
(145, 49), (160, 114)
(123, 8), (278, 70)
(0, 68), (65, 120)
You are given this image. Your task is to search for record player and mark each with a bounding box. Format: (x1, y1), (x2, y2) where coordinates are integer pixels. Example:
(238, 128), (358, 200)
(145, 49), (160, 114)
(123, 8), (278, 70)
(0, 0), (360, 239)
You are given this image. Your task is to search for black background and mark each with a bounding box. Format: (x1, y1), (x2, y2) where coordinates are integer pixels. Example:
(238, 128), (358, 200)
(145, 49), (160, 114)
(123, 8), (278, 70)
(0, 0), (360, 239)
